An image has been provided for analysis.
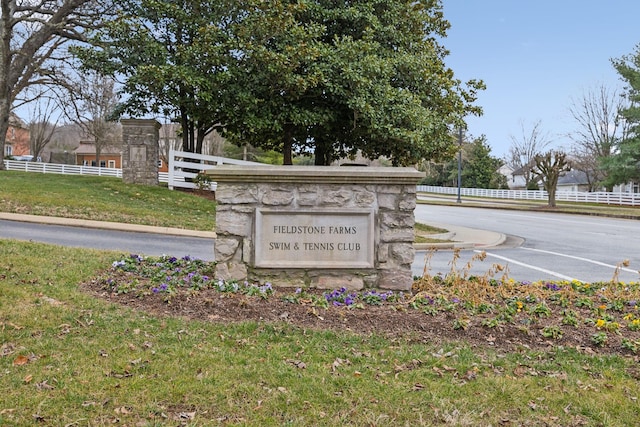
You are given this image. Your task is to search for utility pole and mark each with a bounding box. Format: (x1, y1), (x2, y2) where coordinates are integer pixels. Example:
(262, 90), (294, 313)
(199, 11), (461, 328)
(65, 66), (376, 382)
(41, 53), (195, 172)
(457, 127), (463, 203)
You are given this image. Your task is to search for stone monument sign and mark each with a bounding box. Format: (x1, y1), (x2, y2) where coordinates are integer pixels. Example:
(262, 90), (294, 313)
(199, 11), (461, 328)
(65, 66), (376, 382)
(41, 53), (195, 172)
(208, 165), (424, 291)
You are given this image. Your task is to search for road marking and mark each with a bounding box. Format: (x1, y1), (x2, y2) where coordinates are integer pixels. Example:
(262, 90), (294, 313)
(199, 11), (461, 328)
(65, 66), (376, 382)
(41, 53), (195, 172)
(520, 247), (638, 274)
(475, 250), (584, 282)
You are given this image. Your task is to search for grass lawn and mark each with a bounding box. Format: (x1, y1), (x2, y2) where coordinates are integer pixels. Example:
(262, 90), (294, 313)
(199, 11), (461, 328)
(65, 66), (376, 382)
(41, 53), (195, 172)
(2, 240), (640, 426)
(0, 171), (216, 231)
(2, 171), (640, 425)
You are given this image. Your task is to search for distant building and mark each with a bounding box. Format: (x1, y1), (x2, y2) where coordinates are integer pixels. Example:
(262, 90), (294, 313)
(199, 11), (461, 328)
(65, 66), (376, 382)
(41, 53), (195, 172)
(73, 140), (169, 172)
(4, 113), (30, 158)
(73, 141), (123, 168)
(556, 170), (590, 192)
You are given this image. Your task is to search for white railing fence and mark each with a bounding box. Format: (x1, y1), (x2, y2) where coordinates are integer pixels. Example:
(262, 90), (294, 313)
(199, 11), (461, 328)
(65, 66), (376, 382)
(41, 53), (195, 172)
(5, 159), (639, 207)
(167, 149), (261, 192)
(418, 185), (640, 207)
(3, 159), (123, 177)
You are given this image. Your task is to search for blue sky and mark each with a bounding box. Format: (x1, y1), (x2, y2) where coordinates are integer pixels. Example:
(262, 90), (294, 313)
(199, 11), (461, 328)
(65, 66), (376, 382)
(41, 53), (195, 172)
(441, 1), (640, 159)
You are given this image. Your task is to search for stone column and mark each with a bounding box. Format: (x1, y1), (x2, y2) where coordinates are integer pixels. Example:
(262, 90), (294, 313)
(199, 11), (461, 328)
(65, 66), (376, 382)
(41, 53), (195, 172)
(121, 119), (161, 185)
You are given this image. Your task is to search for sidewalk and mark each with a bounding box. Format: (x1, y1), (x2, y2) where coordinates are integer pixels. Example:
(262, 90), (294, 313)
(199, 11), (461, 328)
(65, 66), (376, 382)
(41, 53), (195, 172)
(414, 223), (506, 250)
(0, 212), (217, 239)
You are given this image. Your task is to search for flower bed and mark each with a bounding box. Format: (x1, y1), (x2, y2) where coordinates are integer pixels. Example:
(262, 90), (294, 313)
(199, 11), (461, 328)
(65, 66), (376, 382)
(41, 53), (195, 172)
(89, 253), (640, 355)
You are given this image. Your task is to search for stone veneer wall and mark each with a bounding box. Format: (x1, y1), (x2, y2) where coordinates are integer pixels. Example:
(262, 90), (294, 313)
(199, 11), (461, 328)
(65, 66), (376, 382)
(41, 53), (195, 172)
(121, 119), (160, 186)
(208, 165), (424, 291)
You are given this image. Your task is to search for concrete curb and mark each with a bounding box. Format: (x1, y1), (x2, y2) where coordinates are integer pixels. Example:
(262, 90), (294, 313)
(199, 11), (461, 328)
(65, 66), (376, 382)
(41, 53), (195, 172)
(413, 227), (507, 251)
(0, 212), (217, 239)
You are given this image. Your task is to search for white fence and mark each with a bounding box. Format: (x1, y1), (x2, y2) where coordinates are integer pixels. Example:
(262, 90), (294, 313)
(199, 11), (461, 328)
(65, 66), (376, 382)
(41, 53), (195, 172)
(418, 185), (640, 207)
(3, 149), (261, 191)
(3, 159), (123, 178)
(167, 149), (261, 191)
(6, 159), (639, 207)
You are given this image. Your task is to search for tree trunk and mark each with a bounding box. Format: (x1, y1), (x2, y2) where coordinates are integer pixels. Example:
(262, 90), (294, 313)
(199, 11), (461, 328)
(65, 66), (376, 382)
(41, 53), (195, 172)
(314, 137), (331, 165)
(547, 187), (557, 207)
(95, 145), (101, 168)
(196, 125), (206, 154)
(0, 99), (9, 170)
(283, 124), (293, 165)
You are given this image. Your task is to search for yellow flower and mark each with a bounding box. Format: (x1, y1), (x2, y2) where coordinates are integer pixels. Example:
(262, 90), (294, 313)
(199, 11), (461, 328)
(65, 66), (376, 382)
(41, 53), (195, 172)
(624, 313), (634, 321)
(596, 319), (606, 328)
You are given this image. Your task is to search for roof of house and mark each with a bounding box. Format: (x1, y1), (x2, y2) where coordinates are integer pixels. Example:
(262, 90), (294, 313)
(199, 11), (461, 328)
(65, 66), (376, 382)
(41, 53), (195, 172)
(73, 142), (122, 155)
(557, 170), (590, 185)
(8, 112), (26, 128)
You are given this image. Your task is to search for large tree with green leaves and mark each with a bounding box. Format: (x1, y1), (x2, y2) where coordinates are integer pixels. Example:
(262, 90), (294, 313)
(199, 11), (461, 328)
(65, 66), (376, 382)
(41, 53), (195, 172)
(76, 0), (483, 165)
(419, 133), (505, 188)
(462, 135), (506, 189)
(228, 0), (484, 165)
(601, 46), (640, 187)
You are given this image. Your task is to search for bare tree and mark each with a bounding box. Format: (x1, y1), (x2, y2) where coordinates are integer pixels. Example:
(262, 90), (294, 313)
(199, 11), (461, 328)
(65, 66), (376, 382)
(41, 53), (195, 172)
(568, 84), (629, 191)
(61, 71), (120, 167)
(0, 0), (112, 169)
(27, 90), (59, 160)
(507, 120), (552, 189)
(532, 151), (571, 207)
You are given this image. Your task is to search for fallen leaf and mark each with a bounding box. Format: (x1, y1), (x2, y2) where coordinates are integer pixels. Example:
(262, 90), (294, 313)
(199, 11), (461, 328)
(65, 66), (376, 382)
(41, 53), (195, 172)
(40, 296), (62, 306)
(35, 380), (55, 390)
(412, 383), (425, 391)
(23, 374), (33, 384)
(1, 342), (17, 357)
(285, 359), (306, 369)
(13, 355), (29, 366)
(331, 358), (350, 372)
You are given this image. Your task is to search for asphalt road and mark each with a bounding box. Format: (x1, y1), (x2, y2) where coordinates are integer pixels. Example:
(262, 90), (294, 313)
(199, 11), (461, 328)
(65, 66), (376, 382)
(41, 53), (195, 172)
(0, 219), (215, 261)
(413, 204), (640, 283)
(2, 204), (639, 284)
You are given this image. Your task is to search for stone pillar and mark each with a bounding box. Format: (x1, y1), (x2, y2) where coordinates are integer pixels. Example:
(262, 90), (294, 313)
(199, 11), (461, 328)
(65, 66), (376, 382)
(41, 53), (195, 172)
(207, 165), (424, 291)
(121, 119), (161, 185)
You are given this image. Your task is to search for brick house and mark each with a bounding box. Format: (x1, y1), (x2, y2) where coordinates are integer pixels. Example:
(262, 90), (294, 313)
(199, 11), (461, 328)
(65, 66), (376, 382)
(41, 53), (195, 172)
(73, 140), (169, 172)
(4, 113), (30, 157)
(73, 141), (123, 168)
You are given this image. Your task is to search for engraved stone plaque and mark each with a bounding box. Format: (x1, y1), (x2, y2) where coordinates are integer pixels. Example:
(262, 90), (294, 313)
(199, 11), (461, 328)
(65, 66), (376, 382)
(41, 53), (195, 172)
(130, 145), (147, 162)
(255, 209), (374, 268)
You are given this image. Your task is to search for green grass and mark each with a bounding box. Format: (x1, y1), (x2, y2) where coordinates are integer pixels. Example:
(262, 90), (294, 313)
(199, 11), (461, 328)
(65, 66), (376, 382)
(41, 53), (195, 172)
(0, 171), (216, 230)
(2, 239), (640, 426)
(414, 222), (450, 243)
(3, 172), (640, 424)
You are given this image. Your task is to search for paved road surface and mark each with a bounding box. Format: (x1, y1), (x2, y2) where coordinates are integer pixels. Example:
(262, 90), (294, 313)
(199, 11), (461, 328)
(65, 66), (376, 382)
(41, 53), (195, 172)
(2, 204), (639, 284)
(0, 219), (215, 261)
(413, 204), (640, 283)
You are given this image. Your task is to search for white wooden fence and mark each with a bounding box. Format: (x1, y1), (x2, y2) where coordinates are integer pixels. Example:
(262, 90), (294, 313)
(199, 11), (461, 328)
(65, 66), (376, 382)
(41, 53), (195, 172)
(167, 149), (261, 191)
(3, 159), (124, 177)
(5, 159), (639, 206)
(418, 185), (640, 207)
(3, 150), (261, 191)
